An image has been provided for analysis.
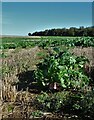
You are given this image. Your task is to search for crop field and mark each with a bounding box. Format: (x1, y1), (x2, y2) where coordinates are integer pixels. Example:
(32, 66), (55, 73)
(1, 36), (94, 49)
(0, 36), (94, 119)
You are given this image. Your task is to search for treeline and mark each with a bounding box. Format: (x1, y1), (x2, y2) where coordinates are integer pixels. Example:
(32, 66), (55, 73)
(28, 26), (94, 36)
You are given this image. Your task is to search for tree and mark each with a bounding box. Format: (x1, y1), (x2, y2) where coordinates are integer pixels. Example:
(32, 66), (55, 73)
(30, 27), (94, 37)
(28, 33), (32, 36)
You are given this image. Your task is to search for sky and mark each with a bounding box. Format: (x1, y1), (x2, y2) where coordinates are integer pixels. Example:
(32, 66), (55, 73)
(2, 2), (93, 36)
(2, 0), (94, 2)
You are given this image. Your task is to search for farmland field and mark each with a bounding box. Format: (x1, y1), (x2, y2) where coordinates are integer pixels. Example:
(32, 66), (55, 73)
(0, 36), (94, 119)
(0, 36), (94, 50)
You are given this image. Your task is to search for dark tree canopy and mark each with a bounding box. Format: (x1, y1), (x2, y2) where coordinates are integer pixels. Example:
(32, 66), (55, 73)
(28, 33), (32, 36)
(28, 26), (94, 37)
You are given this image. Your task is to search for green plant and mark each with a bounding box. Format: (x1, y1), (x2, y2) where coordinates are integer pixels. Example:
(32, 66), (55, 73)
(34, 48), (90, 90)
(61, 89), (94, 118)
(7, 104), (14, 113)
(36, 91), (70, 112)
(1, 37), (94, 49)
(80, 89), (94, 118)
(35, 89), (94, 118)
(37, 52), (46, 59)
(30, 110), (43, 118)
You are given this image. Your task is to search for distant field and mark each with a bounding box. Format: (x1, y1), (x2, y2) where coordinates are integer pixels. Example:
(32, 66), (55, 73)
(0, 36), (94, 49)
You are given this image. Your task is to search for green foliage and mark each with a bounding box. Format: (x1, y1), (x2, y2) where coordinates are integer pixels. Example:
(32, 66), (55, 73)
(31, 27), (94, 37)
(63, 89), (94, 118)
(38, 37), (94, 48)
(1, 37), (94, 49)
(30, 110), (43, 118)
(80, 89), (94, 117)
(7, 105), (14, 113)
(35, 89), (94, 118)
(37, 52), (46, 59)
(34, 48), (90, 90)
(1, 37), (41, 49)
(35, 91), (70, 112)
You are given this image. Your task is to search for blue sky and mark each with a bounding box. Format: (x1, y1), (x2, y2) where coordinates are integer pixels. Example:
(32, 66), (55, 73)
(2, 2), (92, 36)
(2, 0), (94, 2)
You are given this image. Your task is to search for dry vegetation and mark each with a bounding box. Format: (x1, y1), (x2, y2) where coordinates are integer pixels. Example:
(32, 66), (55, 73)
(1, 46), (46, 118)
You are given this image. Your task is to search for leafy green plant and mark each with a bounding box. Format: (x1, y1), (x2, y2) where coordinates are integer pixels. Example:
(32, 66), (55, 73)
(35, 91), (70, 112)
(1, 37), (94, 49)
(80, 89), (94, 118)
(62, 88), (94, 119)
(35, 89), (94, 118)
(34, 48), (90, 90)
